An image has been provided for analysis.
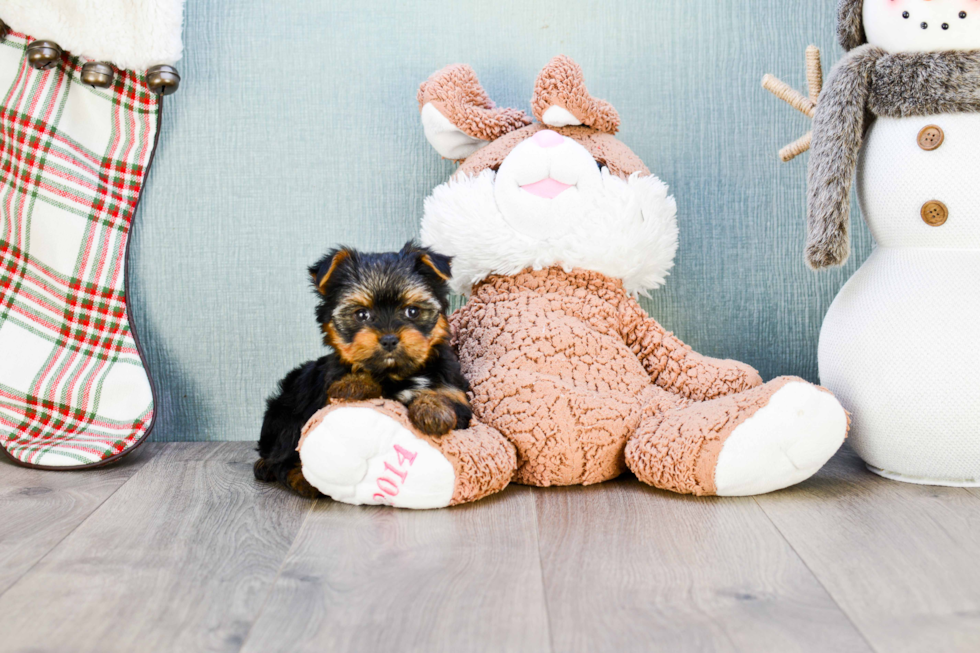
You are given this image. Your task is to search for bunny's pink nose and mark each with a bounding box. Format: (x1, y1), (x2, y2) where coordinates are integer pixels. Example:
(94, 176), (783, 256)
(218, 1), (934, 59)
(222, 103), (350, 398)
(532, 129), (564, 148)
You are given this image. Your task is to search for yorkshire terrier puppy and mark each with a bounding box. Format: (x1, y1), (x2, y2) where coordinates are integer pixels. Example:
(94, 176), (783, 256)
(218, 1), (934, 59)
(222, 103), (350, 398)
(254, 242), (472, 497)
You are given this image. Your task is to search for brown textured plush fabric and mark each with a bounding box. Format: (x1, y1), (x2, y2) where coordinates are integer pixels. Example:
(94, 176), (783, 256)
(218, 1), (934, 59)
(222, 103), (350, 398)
(626, 377), (802, 495)
(456, 123), (650, 181)
(418, 64), (531, 142)
(531, 55), (621, 133)
(451, 267), (765, 488)
(299, 399), (517, 506)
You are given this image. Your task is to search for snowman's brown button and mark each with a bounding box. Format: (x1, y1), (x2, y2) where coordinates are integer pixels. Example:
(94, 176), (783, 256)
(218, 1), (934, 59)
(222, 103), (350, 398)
(921, 200), (948, 226)
(917, 125), (944, 151)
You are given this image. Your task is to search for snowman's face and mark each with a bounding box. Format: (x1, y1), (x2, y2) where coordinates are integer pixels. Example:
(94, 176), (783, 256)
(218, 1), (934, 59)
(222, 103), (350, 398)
(491, 129), (605, 240)
(863, 0), (980, 53)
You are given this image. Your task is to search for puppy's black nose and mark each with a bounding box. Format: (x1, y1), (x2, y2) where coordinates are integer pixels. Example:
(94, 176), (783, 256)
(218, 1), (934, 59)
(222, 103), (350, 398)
(380, 335), (400, 352)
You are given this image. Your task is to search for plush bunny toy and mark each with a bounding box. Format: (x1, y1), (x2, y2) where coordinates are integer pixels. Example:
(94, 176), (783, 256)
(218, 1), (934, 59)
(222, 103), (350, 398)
(799, 1), (980, 486)
(297, 56), (850, 508)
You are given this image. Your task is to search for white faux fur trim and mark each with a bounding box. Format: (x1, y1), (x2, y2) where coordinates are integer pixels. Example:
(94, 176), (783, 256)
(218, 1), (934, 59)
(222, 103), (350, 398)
(1, 0), (185, 71)
(421, 169), (679, 296)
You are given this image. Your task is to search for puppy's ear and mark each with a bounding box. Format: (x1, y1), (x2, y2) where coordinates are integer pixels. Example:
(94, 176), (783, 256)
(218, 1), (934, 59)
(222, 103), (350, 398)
(403, 242), (451, 283)
(309, 248), (352, 295)
(418, 252), (452, 282)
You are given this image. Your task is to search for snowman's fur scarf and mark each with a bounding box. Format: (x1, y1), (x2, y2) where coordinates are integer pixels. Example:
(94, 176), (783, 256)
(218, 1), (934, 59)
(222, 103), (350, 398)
(838, 0), (866, 52)
(421, 169), (679, 297)
(869, 50), (980, 117)
(807, 45), (880, 269)
(807, 45), (980, 269)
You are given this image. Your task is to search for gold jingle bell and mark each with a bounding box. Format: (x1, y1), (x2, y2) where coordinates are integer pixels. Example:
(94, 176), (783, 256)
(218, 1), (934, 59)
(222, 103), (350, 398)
(27, 40), (63, 70)
(146, 65), (180, 95)
(81, 62), (115, 88)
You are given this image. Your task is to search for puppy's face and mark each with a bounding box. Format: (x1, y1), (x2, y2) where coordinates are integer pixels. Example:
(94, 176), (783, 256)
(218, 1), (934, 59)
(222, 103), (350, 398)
(310, 244), (452, 379)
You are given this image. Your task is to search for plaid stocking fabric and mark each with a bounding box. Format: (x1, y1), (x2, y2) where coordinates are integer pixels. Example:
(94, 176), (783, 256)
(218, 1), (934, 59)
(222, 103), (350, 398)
(0, 31), (160, 468)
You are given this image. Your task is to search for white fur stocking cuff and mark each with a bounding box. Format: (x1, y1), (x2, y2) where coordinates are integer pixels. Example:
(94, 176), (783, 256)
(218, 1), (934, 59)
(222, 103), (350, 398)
(1, 0), (185, 71)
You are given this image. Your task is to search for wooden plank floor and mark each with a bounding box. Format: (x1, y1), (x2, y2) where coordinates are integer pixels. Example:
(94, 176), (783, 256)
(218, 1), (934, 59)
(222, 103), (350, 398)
(1, 443), (979, 653)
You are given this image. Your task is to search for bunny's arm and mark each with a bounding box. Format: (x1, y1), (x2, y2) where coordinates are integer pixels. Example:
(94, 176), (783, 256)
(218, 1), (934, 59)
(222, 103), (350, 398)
(618, 294), (762, 401)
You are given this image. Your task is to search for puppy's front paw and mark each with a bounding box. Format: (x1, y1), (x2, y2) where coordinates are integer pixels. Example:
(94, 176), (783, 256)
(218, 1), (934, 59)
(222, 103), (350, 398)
(327, 373), (383, 402)
(253, 457), (275, 482)
(408, 392), (457, 436)
(287, 465), (322, 499)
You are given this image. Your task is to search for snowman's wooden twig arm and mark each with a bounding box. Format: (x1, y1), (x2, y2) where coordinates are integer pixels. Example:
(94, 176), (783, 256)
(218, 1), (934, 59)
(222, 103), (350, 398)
(762, 46), (823, 162)
(762, 74), (816, 118)
(806, 45), (882, 269)
(780, 132), (813, 163)
(806, 45), (823, 102)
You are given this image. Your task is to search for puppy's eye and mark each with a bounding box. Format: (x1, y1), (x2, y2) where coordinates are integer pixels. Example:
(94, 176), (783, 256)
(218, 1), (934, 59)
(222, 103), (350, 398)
(355, 309), (371, 322)
(404, 306), (420, 320)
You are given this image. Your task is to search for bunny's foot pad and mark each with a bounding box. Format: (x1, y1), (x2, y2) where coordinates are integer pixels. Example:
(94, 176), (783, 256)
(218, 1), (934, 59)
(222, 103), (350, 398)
(628, 378), (848, 496)
(713, 381), (848, 496)
(299, 400), (516, 509)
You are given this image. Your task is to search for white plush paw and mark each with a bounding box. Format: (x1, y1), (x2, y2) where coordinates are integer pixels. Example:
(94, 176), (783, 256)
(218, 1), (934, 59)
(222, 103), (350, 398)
(714, 382), (847, 496)
(299, 407), (456, 509)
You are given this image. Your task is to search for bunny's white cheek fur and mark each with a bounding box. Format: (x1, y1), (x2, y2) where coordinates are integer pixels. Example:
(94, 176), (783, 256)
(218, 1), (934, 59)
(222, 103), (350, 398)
(493, 133), (604, 240)
(863, 0), (980, 53)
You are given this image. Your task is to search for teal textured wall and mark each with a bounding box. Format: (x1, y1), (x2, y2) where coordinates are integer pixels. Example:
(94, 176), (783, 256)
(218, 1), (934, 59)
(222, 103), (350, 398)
(131, 0), (872, 441)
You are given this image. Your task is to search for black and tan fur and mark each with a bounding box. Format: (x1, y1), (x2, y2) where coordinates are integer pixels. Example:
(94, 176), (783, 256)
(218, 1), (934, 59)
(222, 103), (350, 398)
(254, 243), (472, 497)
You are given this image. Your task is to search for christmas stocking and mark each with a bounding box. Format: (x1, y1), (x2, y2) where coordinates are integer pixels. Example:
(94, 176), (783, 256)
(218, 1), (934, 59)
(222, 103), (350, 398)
(0, 3), (183, 468)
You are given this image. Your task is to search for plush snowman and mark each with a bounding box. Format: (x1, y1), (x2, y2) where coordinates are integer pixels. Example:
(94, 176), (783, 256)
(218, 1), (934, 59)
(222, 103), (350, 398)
(788, 0), (980, 485)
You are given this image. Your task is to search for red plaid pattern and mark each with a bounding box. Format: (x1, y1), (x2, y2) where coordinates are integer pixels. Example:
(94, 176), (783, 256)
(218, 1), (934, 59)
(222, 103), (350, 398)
(0, 31), (160, 467)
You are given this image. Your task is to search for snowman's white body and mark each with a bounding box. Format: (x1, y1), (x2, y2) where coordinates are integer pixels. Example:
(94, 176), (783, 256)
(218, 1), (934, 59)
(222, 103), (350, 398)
(819, 112), (980, 485)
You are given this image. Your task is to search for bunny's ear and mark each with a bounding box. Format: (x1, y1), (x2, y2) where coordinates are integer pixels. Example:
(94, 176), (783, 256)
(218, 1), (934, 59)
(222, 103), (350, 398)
(531, 55), (620, 134)
(418, 64), (531, 160)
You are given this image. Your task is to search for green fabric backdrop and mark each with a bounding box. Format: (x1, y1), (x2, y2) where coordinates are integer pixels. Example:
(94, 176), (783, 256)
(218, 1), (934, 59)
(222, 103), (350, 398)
(130, 0), (871, 441)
